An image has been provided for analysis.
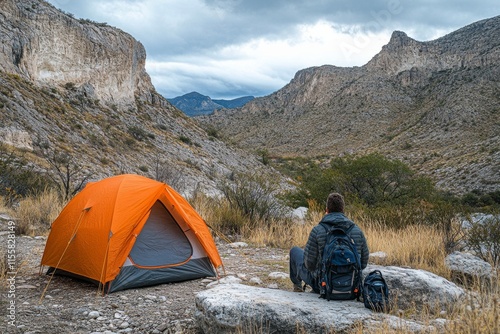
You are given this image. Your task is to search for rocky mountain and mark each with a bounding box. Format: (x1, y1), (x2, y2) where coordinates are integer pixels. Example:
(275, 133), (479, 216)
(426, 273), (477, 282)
(213, 96), (255, 110)
(168, 92), (254, 117)
(0, 0), (277, 195)
(200, 16), (500, 194)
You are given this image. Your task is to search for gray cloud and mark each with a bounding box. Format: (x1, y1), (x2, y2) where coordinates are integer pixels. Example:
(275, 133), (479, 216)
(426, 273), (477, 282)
(46, 0), (499, 99)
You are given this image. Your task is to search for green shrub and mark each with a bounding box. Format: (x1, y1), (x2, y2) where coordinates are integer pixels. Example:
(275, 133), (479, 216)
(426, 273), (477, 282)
(205, 126), (219, 139)
(64, 82), (76, 90)
(426, 202), (467, 253)
(217, 172), (288, 226)
(0, 145), (52, 205)
(124, 137), (136, 147)
(465, 214), (500, 266)
(284, 153), (438, 209)
(179, 135), (192, 145)
(128, 126), (149, 141)
(257, 149), (270, 165)
(461, 190), (500, 208)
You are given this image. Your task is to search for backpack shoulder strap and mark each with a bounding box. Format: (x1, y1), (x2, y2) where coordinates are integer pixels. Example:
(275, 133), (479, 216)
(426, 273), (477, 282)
(319, 222), (355, 235)
(319, 222), (329, 233)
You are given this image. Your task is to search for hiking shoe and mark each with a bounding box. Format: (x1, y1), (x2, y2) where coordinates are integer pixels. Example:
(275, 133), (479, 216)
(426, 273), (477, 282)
(293, 284), (304, 292)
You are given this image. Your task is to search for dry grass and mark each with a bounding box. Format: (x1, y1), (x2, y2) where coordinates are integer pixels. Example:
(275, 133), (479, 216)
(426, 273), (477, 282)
(14, 188), (65, 236)
(245, 208), (323, 249)
(0, 195), (15, 217)
(362, 222), (451, 278)
(0, 248), (6, 280)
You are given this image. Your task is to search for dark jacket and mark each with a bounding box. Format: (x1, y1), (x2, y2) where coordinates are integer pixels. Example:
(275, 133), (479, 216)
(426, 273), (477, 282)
(303, 212), (369, 276)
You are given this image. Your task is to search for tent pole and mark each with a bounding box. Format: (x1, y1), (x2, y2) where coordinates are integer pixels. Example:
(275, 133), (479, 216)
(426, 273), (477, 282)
(39, 208), (88, 303)
(97, 237), (111, 297)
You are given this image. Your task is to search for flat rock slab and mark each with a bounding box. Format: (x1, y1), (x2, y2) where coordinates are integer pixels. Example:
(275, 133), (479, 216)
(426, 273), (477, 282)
(195, 284), (433, 334)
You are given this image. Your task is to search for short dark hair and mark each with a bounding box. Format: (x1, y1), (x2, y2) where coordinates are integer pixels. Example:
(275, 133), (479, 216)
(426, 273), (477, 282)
(326, 193), (345, 213)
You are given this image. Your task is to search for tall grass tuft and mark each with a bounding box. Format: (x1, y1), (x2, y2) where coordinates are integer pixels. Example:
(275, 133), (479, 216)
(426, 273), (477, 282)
(363, 222), (450, 278)
(15, 188), (65, 236)
(0, 248), (6, 280)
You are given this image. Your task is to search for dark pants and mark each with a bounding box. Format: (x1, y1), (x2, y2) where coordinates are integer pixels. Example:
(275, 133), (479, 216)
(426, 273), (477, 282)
(289, 246), (319, 293)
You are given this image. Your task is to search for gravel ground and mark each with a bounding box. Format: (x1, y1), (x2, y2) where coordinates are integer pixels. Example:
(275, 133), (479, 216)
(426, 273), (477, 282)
(0, 218), (291, 334)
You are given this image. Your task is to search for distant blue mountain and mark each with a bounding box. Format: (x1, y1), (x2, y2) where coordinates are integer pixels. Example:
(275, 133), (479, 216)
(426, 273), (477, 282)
(167, 92), (254, 117)
(213, 96), (255, 109)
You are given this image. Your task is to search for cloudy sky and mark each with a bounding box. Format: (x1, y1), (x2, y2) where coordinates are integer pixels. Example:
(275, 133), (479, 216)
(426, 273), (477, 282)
(46, 0), (498, 99)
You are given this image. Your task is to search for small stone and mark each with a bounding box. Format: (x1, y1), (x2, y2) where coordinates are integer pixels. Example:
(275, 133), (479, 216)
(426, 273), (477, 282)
(370, 251), (388, 260)
(88, 311), (100, 319)
(228, 242), (248, 248)
(18, 285), (37, 289)
(206, 276), (242, 287)
(119, 321), (129, 329)
(156, 323), (169, 332)
(250, 277), (263, 285)
(268, 272), (288, 280)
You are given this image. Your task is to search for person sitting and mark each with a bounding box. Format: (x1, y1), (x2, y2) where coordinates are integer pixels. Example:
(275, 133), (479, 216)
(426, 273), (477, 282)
(289, 192), (369, 293)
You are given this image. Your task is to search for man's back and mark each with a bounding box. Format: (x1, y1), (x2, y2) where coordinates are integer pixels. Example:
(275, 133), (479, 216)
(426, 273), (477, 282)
(304, 212), (369, 274)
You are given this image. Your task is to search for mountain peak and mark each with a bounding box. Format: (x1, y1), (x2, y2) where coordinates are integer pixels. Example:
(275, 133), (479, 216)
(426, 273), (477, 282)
(168, 92), (254, 117)
(387, 30), (413, 46)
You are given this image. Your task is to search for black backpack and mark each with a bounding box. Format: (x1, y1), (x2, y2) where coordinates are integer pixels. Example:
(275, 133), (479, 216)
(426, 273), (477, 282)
(363, 270), (390, 312)
(319, 224), (362, 301)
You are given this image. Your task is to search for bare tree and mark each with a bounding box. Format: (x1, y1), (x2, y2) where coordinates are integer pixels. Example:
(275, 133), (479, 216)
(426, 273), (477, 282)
(39, 145), (93, 200)
(153, 155), (186, 192)
(45, 150), (92, 200)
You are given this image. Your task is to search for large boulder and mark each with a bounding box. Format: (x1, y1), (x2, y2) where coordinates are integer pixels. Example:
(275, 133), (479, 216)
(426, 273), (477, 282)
(445, 251), (497, 286)
(365, 265), (465, 311)
(195, 284), (435, 334)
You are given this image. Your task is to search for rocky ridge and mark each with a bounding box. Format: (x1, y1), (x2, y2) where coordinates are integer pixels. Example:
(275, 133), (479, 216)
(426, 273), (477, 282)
(200, 16), (500, 194)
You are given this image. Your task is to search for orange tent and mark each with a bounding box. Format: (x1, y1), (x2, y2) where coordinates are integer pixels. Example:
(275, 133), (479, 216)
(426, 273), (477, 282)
(41, 174), (222, 292)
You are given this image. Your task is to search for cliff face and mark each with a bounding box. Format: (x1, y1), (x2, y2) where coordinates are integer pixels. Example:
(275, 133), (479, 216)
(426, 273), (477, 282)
(0, 0), (277, 195)
(0, 0), (154, 105)
(201, 16), (500, 194)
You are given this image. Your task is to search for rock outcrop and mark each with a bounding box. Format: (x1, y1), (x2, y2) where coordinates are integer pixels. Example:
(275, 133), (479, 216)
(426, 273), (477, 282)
(0, 0), (153, 106)
(0, 126), (33, 150)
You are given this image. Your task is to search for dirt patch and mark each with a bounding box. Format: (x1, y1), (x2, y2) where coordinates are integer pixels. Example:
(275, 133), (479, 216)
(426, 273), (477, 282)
(0, 219), (291, 334)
